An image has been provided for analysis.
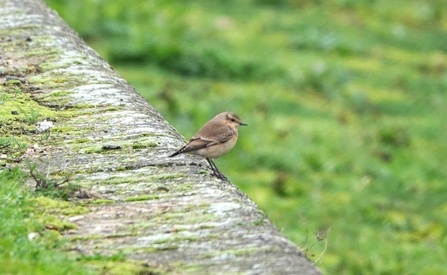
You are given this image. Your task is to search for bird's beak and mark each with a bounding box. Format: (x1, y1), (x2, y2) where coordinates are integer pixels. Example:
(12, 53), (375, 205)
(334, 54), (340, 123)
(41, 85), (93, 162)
(239, 122), (248, 126)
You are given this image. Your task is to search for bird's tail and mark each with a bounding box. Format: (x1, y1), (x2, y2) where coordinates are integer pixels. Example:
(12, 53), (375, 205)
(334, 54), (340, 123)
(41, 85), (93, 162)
(168, 146), (186, 157)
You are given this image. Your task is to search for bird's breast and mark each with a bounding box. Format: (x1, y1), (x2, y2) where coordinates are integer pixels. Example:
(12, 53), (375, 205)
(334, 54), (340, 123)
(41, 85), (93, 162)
(195, 135), (238, 159)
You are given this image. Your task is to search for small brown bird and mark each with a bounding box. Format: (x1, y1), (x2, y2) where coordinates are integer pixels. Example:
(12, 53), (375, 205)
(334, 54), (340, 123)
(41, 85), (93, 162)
(169, 112), (247, 180)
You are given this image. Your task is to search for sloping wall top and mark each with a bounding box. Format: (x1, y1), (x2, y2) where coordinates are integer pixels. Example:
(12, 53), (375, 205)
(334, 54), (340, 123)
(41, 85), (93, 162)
(0, 0), (321, 274)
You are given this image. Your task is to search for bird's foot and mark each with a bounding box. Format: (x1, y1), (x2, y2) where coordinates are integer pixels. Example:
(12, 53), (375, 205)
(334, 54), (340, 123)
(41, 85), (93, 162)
(212, 171), (228, 181)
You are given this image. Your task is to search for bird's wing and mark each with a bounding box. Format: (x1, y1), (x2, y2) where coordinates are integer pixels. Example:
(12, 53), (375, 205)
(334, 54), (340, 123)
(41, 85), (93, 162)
(200, 131), (233, 147)
(194, 120), (234, 146)
(169, 119), (234, 157)
(168, 138), (209, 156)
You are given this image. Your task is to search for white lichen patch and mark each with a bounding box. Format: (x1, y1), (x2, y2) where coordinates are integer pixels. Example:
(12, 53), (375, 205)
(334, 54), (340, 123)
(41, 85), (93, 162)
(209, 202), (242, 216)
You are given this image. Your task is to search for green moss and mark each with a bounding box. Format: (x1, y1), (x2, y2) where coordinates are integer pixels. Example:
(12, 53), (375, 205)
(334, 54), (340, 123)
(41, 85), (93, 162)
(152, 235), (199, 245)
(136, 246), (180, 253)
(86, 260), (164, 275)
(110, 233), (140, 238)
(103, 106), (122, 112)
(200, 247), (258, 259)
(83, 147), (104, 154)
(23, 49), (59, 59)
(69, 235), (104, 241)
(103, 176), (146, 185)
(196, 224), (215, 230)
(73, 138), (91, 143)
(4, 79), (23, 86)
(150, 173), (183, 180)
(153, 212), (216, 224)
(69, 103), (97, 109)
(39, 62), (70, 71)
(124, 195), (160, 202)
(131, 143), (144, 149)
(50, 91), (73, 97)
(51, 126), (77, 132)
(39, 214), (78, 231)
(68, 137), (158, 155)
(176, 182), (195, 192)
(32, 196), (89, 216)
(92, 199), (115, 204)
(33, 92), (72, 107)
(78, 251), (126, 261)
(0, 92), (59, 124)
(53, 78), (69, 84)
(0, 85), (86, 160)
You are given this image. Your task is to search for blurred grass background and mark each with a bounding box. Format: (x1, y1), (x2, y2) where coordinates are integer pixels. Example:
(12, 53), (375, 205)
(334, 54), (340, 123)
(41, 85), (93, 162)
(44, 0), (447, 274)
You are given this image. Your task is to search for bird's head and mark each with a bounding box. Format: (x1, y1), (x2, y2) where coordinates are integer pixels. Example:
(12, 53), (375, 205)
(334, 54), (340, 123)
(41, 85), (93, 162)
(222, 112), (247, 128)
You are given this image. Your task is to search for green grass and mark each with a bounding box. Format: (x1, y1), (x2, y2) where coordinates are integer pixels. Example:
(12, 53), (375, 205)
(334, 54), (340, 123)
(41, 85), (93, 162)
(44, 0), (447, 274)
(0, 167), (94, 275)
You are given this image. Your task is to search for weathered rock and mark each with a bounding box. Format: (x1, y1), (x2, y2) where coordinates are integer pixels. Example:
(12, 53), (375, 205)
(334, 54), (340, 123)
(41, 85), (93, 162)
(0, 0), (321, 274)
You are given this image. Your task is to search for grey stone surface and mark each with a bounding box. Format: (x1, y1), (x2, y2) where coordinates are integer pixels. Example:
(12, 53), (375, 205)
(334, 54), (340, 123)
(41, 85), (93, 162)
(0, 0), (321, 274)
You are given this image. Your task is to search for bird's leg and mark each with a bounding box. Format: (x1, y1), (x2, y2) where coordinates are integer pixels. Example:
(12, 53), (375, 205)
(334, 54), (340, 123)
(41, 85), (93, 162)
(206, 158), (220, 178)
(212, 162), (227, 181)
(206, 158), (228, 181)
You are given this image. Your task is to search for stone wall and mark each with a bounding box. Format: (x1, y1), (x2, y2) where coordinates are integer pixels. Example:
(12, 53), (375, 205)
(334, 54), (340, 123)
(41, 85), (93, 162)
(0, 0), (321, 274)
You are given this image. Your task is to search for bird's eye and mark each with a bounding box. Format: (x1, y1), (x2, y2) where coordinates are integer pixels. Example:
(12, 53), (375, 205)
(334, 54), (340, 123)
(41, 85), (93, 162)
(230, 118), (236, 122)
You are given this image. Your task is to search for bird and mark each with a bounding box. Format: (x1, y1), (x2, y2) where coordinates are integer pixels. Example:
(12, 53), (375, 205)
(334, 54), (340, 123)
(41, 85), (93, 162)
(169, 112), (247, 181)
